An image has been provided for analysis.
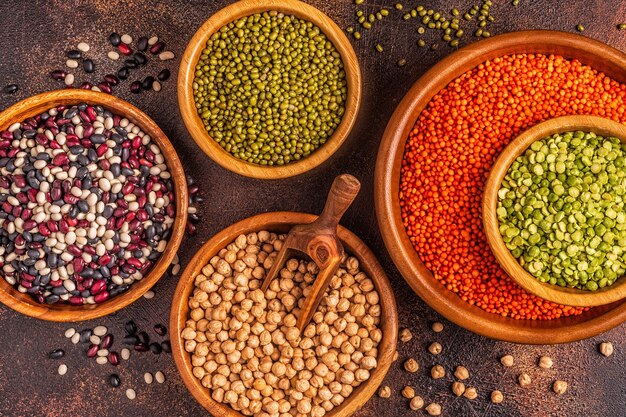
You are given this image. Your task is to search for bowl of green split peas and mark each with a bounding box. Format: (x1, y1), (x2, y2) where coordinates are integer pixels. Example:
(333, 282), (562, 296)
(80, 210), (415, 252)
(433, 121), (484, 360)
(178, 0), (362, 179)
(484, 115), (626, 307)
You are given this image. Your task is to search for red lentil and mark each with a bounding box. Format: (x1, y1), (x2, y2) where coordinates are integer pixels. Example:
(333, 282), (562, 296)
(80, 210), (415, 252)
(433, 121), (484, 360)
(400, 54), (626, 319)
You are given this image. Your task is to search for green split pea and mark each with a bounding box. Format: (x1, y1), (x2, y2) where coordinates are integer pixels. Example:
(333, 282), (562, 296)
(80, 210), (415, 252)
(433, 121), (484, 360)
(496, 131), (626, 291)
(192, 11), (347, 166)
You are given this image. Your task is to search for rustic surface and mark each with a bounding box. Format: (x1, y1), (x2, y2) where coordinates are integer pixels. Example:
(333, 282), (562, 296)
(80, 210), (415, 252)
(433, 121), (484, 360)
(0, 1), (624, 416)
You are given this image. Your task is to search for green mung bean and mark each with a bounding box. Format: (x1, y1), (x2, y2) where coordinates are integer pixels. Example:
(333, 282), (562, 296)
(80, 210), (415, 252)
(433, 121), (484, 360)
(497, 131), (626, 291)
(193, 12), (347, 166)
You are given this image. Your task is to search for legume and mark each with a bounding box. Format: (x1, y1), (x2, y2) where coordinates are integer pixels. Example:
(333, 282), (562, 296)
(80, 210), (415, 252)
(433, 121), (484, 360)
(399, 54), (626, 319)
(0, 104), (175, 305)
(182, 231), (381, 416)
(599, 341), (614, 356)
(193, 11), (347, 166)
(497, 131), (626, 291)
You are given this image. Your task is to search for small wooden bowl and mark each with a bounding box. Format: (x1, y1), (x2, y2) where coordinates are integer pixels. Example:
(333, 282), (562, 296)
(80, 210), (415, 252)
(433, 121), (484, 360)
(375, 30), (626, 344)
(0, 89), (188, 322)
(170, 212), (397, 417)
(178, 0), (362, 180)
(484, 115), (626, 307)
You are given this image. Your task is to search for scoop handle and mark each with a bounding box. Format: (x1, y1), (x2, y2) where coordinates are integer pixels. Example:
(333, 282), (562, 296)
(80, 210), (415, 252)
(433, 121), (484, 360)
(316, 174), (361, 230)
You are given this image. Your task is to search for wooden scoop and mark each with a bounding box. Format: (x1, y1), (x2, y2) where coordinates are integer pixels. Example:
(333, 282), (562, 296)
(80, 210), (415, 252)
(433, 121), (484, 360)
(261, 174), (361, 330)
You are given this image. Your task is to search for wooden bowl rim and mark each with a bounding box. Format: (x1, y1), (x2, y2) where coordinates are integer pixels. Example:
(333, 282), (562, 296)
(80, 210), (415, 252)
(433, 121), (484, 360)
(170, 211), (398, 417)
(374, 29), (626, 344)
(177, 0), (362, 180)
(0, 89), (188, 322)
(483, 115), (626, 307)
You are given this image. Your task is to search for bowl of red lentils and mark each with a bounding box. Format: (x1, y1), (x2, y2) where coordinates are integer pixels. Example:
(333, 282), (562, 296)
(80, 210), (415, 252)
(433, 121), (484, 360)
(0, 89), (188, 322)
(375, 30), (626, 344)
(178, 0), (362, 180)
(170, 211), (397, 417)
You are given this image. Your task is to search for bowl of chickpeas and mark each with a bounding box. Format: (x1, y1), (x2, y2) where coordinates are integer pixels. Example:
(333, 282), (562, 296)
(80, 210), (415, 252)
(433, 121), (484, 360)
(170, 212), (398, 417)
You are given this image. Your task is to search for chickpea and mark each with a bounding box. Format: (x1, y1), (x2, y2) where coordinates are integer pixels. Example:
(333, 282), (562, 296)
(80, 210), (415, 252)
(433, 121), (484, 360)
(428, 342), (443, 355)
(410, 396), (424, 410)
(538, 356), (553, 369)
(431, 365), (445, 379)
(463, 386), (478, 400)
(454, 365), (469, 380)
(452, 381), (466, 396)
(425, 402), (442, 416)
(553, 380), (568, 395)
(378, 385), (391, 398)
(401, 386), (415, 399)
(404, 358), (419, 373)
(491, 390), (504, 404)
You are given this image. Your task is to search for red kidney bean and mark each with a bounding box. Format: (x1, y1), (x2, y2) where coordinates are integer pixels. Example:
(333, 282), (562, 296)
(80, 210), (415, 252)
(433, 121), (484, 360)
(69, 296), (84, 306)
(86, 344), (99, 358)
(94, 292), (110, 303)
(108, 351), (120, 366)
(100, 334), (114, 349)
(91, 280), (106, 295)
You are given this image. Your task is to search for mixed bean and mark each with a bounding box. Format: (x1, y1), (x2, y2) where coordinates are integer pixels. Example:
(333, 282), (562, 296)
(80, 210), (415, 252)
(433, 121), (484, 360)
(0, 104), (175, 305)
(497, 131), (626, 290)
(182, 231), (382, 416)
(193, 11), (347, 166)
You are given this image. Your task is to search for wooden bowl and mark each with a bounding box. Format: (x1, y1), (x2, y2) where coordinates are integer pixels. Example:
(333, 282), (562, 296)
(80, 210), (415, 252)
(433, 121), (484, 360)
(178, 0), (362, 180)
(374, 30), (626, 344)
(0, 89), (188, 322)
(170, 212), (398, 417)
(484, 115), (626, 308)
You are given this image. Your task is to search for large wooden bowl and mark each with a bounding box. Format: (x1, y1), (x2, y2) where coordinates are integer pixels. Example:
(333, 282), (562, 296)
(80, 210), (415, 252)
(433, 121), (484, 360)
(0, 89), (188, 322)
(170, 212), (398, 417)
(178, 0), (361, 180)
(374, 30), (626, 344)
(484, 115), (626, 308)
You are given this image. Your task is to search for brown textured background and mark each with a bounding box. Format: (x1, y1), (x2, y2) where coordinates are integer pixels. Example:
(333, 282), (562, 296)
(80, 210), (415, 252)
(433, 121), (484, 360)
(0, 1), (625, 416)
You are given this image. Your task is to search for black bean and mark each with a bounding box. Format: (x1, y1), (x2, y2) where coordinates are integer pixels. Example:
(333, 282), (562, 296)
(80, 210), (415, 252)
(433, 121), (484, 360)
(124, 59), (137, 69)
(108, 373), (121, 388)
(117, 67), (129, 80)
(109, 32), (121, 47)
(67, 50), (82, 59)
(137, 36), (148, 51)
(137, 331), (150, 345)
(123, 335), (139, 345)
(149, 343), (162, 354)
(134, 52), (147, 65)
(90, 134), (106, 144)
(83, 59), (95, 73)
(79, 329), (92, 343)
(161, 341), (171, 353)
(125, 320), (138, 335)
(157, 69), (171, 82)
(48, 349), (65, 359)
(141, 76), (154, 90)
(3, 84), (18, 94)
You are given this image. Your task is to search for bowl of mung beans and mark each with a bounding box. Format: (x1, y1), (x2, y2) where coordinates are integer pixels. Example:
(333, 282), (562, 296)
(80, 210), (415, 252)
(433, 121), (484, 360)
(0, 89), (188, 322)
(484, 115), (626, 308)
(375, 30), (626, 344)
(170, 212), (397, 417)
(178, 0), (361, 179)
